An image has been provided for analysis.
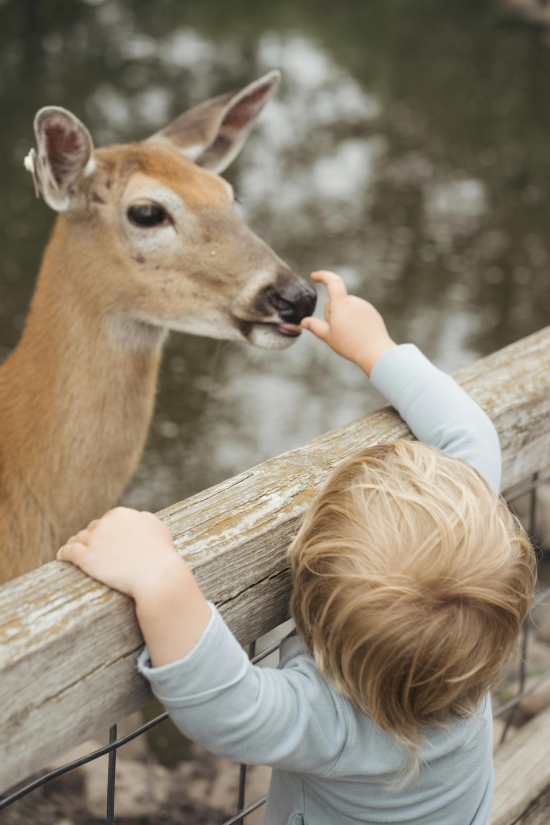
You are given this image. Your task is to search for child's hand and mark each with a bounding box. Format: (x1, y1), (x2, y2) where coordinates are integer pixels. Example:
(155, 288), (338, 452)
(57, 507), (182, 601)
(301, 271), (396, 376)
(58, 507), (211, 668)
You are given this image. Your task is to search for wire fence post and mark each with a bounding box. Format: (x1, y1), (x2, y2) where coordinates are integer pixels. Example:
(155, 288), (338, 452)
(501, 472), (538, 744)
(106, 724), (117, 825)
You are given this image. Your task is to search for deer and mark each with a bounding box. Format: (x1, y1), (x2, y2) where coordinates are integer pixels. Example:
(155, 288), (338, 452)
(0, 70), (317, 585)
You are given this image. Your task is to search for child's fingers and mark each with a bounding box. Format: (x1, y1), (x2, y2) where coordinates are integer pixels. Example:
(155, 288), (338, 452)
(310, 271), (348, 304)
(57, 541), (88, 564)
(73, 528), (91, 545)
(301, 316), (330, 340)
(60, 529), (91, 557)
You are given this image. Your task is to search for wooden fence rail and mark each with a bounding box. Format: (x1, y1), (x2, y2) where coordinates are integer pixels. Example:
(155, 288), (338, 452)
(2, 326), (550, 794)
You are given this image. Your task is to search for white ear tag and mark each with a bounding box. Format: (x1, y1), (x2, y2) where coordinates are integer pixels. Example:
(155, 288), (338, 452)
(23, 148), (41, 199)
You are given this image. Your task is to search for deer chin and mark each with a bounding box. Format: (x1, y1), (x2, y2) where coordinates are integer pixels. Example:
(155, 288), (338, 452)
(242, 321), (302, 350)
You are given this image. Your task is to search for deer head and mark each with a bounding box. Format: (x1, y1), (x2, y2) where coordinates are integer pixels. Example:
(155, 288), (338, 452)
(27, 71), (316, 351)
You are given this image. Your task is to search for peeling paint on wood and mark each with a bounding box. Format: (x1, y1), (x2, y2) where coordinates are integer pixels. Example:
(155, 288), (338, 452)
(2, 326), (550, 793)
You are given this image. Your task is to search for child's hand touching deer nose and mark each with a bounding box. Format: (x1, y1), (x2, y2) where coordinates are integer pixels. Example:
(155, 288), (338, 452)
(301, 270), (397, 376)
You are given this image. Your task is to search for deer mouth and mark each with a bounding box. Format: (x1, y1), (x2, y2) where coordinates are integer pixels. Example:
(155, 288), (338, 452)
(233, 317), (303, 349)
(274, 321), (302, 337)
(246, 320), (302, 337)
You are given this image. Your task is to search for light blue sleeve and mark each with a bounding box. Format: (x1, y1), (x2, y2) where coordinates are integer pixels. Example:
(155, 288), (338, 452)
(137, 603), (349, 773)
(369, 344), (501, 494)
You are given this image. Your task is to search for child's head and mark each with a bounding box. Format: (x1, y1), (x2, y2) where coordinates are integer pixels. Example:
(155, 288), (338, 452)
(289, 440), (535, 749)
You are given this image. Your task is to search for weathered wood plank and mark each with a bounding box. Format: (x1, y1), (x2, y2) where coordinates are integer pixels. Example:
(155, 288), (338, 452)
(492, 704), (550, 825)
(2, 326), (550, 793)
(513, 784), (550, 825)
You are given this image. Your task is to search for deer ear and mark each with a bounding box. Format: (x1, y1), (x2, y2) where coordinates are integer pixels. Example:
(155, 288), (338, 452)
(32, 107), (95, 212)
(147, 70), (280, 174)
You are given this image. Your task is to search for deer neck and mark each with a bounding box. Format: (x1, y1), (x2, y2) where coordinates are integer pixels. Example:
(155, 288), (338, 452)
(0, 218), (166, 545)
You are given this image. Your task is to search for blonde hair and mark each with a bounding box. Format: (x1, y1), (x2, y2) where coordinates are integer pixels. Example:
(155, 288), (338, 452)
(289, 440), (535, 754)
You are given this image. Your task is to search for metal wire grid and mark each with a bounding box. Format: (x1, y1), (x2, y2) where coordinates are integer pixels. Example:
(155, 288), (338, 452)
(0, 636), (282, 821)
(1, 472), (549, 822)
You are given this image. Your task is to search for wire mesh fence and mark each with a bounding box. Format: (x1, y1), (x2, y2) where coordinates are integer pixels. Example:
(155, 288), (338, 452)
(0, 634), (283, 822)
(1, 472), (549, 823)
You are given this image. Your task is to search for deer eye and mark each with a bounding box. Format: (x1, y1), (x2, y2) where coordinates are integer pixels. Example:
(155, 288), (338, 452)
(127, 204), (168, 228)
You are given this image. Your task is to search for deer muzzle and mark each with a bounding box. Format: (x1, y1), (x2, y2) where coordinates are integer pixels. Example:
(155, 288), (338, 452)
(232, 269), (317, 349)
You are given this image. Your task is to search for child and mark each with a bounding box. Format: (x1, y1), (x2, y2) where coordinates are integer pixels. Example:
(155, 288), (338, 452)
(58, 271), (535, 825)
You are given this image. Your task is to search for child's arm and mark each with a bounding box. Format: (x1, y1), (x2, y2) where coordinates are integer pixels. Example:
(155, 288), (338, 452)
(57, 510), (349, 772)
(302, 270), (501, 494)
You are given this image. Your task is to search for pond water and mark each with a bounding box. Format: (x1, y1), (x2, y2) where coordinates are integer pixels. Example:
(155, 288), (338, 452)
(2, 0), (550, 512)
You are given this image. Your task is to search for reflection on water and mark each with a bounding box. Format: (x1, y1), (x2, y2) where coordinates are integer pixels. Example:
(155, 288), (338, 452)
(2, 0), (550, 511)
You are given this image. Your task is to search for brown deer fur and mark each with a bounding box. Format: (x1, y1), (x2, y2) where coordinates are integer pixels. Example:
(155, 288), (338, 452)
(0, 71), (316, 583)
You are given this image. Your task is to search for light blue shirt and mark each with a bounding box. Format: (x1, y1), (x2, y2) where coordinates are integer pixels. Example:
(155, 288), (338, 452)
(138, 345), (501, 825)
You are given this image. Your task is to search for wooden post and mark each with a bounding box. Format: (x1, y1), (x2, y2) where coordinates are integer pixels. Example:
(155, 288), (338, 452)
(492, 704), (550, 825)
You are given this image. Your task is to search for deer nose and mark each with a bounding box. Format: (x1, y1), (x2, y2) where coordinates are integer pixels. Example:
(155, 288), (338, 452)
(268, 282), (317, 324)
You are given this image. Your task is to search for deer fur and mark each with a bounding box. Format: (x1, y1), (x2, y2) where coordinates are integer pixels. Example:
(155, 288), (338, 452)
(0, 71), (316, 584)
